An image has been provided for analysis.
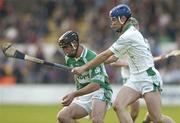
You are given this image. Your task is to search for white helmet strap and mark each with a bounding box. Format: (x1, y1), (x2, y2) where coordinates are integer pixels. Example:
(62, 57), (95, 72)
(71, 42), (77, 50)
(118, 16), (124, 24)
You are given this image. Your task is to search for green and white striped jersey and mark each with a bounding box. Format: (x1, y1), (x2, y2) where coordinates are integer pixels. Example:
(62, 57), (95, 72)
(65, 46), (112, 93)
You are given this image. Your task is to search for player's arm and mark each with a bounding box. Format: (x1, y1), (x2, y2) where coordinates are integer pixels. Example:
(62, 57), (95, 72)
(84, 49), (114, 69)
(72, 49), (114, 75)
(61, 83), (100, 106)
(104, 55), (128, 67)
(73, 83), (100, 97)
(104, 55), (118, 64)
(153, 50), (180, 63)
(153, 55), (166, 63)
(106, 53), (168, 68)
(73, 64), (107, 97)
(110, 61), (128, 67)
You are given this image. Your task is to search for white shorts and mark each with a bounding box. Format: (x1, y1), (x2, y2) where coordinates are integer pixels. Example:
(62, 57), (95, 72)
(72, 88), (112, 113)
(124, 67), (163, 96)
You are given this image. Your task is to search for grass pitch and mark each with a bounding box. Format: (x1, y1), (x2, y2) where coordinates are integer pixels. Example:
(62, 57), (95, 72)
(0, 104), (179, 123)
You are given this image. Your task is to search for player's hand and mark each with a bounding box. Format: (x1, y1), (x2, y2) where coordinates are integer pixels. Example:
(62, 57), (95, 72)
(159, 55), (166, 61)
(165, 50), (180, 58)
(71, 66), (86, 75)
(61, 92), (76, 106)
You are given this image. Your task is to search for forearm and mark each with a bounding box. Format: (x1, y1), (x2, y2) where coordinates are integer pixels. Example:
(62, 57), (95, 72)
(85, 49), (113, 70)
(104, 55), (118, 64)
(154, 55), (165, 63)
(73, 83), (100, 97)
(110, 61), (128, 67)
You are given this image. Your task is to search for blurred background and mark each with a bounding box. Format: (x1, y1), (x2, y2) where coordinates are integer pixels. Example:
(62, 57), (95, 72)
(0, 0), (179, 85)
(0, 0), (180, 123)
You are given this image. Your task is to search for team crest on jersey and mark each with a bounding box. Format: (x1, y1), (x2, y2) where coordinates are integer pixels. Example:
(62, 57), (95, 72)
(95, 67), (101, 74)
(76, 73), (90, 83)
(94, 75), (104, 81)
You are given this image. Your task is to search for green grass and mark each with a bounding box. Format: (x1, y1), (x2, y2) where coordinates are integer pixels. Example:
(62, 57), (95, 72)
(0, 104), (179, 123)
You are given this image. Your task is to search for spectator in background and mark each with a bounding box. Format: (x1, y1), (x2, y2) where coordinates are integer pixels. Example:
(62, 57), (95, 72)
(0, 0), (179, 84)
(0, 0), (7, 17)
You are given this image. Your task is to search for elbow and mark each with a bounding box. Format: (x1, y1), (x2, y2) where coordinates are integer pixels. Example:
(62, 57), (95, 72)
(94, 84), (101, 90)
(91, 83), (101, 91)
(100, 50), (114, 60)
(96, 84), (101, 89)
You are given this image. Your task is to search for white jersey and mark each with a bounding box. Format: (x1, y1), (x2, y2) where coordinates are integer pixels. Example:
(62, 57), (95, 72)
(117, 58), (130, 79)
(109, 25), (154, 74)
(121, 66), (130, 79)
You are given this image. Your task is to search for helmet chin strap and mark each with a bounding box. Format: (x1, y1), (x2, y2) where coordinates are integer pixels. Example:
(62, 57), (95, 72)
(71, 42), (76, 50)
(71, 42), (79, 52)
(115, 17), (124, 33)
(70, 42), (79, 58)
(116, 16), (129, 33)
(118, 16), (124, 25)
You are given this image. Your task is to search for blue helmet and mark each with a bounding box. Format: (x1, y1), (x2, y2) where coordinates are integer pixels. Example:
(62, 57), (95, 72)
(109, 4), (131, 18)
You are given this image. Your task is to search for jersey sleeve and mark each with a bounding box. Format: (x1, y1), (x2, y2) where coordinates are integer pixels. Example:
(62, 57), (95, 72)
(109, 36), (131, 58)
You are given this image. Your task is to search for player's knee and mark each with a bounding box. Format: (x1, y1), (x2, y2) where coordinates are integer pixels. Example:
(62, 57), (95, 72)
(113, 102), (125, 112)
(151, 115), (162, 123)
(91, 116), (103, 123)
(57, 111), (70, 122)
(131, 111), (138, 121)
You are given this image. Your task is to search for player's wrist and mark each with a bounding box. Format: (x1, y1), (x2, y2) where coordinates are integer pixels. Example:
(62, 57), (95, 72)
(161, 55), (166, 60)
(109, 62), (114, 66)
(72, 91), (78, 97)
(84, 64), (89, 71)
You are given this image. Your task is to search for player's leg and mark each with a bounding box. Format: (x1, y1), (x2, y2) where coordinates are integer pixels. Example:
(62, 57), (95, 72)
(143, 67), (175, 123)
(142, 112), (152, 123)
(130, 100), (140, 122)
(144, 91), (175, 123)
(91, 99), (107, 123)
(57, 103), (88, 123)
(113, 86), (141, 123)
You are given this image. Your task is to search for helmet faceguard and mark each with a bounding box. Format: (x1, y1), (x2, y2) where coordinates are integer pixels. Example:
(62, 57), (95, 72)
(58, 31), (79, 58)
